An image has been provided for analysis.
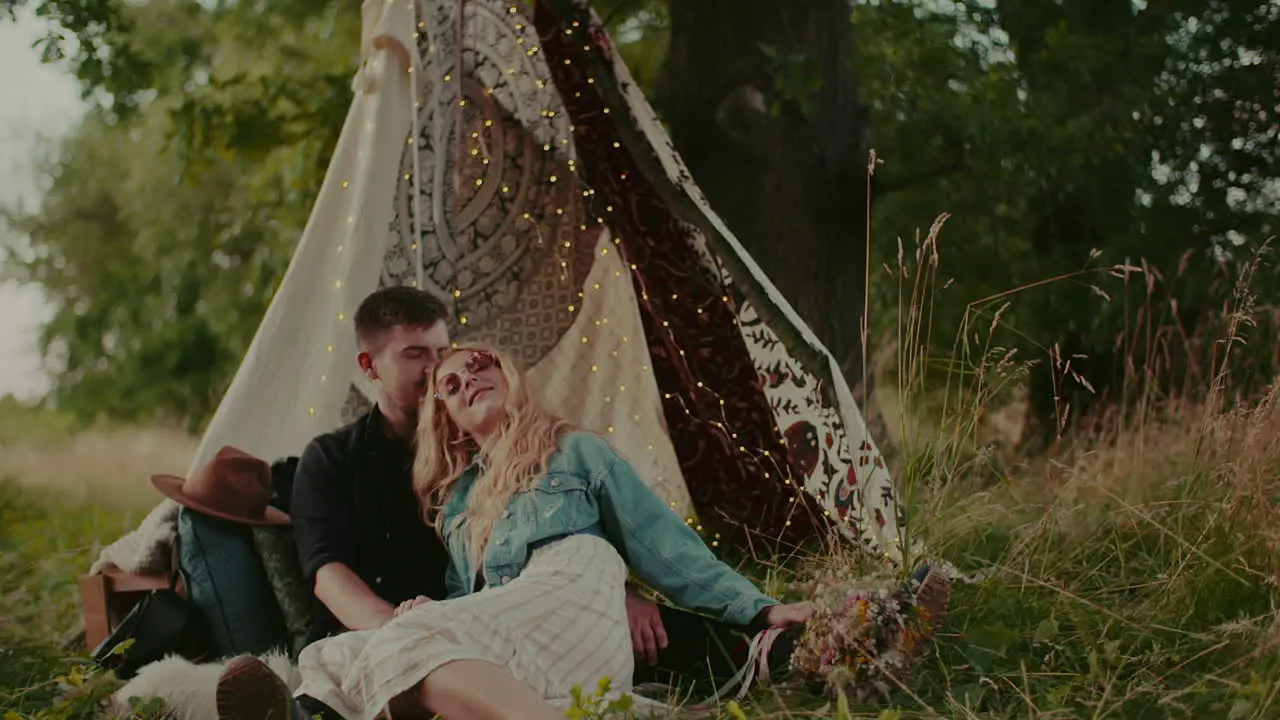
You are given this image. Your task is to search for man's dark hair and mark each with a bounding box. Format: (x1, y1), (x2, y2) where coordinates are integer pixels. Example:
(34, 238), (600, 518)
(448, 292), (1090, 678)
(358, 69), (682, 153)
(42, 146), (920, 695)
(354, 286), (450, 350)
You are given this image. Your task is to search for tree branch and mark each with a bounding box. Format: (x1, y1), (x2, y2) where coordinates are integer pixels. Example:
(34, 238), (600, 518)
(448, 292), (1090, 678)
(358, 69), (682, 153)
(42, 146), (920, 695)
(872, 151), (966, 199)
(601, 0), (646, 29)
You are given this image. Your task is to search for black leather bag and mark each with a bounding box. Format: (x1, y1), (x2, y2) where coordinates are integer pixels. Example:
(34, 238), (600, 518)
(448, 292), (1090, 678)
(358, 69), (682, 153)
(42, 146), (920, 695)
(91, 547), (211, 680)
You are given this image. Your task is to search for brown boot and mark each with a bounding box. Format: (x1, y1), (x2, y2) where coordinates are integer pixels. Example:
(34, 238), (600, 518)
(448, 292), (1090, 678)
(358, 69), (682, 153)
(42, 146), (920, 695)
(215, 655), (307, 720)
(912, 566), (952, 642)
(877, 565), (952, 694)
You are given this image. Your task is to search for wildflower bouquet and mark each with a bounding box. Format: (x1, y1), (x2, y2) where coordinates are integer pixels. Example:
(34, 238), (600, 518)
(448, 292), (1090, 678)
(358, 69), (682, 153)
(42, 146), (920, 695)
(787, 576), (938, 701)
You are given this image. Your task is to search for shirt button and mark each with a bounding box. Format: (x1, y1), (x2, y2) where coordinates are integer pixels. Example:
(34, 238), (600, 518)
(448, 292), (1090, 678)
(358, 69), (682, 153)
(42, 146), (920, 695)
(375, 577), (383, 584)
(502, 510), (510, 519)
(501, 576), (510, 585)
(496, 538), (504, 545)
(550, 478), (560, 487)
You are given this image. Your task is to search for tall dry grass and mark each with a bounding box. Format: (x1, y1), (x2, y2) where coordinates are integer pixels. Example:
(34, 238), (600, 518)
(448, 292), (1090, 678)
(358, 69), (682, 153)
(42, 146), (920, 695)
(0, 426), (198, 512)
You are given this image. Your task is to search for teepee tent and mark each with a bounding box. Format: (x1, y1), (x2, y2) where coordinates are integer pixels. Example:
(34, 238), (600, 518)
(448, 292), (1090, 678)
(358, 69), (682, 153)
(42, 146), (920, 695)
(91, 0), (906, 575)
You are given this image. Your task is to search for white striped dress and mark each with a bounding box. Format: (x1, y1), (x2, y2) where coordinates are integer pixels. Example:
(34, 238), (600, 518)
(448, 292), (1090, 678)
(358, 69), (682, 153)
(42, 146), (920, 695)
(293, 534), (652, 719)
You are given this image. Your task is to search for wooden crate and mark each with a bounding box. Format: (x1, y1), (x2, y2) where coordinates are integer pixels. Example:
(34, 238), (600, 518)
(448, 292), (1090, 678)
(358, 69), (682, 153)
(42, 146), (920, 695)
(78, 570), (172, 652)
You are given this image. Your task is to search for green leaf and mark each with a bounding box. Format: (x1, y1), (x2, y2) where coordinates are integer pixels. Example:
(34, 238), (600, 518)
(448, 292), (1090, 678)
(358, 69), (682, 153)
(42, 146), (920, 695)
(1033, 617), (1059, 644)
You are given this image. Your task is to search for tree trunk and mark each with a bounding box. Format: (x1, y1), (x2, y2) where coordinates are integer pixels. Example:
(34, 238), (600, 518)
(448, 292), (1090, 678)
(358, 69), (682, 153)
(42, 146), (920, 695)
(656, 0), (887, 441)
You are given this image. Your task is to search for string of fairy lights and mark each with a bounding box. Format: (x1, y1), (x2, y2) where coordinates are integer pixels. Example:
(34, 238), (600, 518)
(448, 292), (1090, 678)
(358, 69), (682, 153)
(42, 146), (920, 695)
(311, 0), (868, 546)
(526, 6), (842, 528)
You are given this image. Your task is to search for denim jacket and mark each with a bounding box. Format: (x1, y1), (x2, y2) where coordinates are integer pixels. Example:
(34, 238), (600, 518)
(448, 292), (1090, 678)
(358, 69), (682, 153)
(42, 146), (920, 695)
(438, 430), (778, 627)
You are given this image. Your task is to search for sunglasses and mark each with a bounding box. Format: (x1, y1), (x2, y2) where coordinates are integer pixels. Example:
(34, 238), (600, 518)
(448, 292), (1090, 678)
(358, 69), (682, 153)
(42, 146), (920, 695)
(434, 350), (500, 400)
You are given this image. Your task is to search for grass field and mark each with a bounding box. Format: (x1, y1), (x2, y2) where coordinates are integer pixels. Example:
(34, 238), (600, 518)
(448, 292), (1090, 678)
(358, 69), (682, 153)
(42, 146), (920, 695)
(4, 378), (1277, 719)
(0, 417), (196, 718)
(1, 341), (1277, 718)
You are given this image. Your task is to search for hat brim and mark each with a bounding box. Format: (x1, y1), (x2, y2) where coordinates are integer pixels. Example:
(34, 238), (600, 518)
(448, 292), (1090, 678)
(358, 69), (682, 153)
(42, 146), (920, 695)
(150, 474), (291, 526)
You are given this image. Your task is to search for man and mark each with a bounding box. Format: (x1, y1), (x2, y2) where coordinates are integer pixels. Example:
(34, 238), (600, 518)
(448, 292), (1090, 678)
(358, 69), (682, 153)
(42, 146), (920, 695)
(217, 286), (800, 719)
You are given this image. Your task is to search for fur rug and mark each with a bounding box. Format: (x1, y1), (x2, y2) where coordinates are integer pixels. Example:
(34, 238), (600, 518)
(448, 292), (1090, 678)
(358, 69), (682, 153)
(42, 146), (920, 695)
(112, 650), (300, 720)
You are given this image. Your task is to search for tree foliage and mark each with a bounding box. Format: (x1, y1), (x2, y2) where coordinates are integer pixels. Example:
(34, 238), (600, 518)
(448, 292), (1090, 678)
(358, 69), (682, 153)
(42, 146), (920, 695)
(1, 0), (1276, 436)
(1, 0), (358, 428)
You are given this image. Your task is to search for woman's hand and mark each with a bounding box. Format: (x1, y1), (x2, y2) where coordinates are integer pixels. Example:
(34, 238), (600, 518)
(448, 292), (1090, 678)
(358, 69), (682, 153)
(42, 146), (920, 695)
(394, 595), (432, 618)
(764, 601), (814, 627)
(624, 586), (669, 666)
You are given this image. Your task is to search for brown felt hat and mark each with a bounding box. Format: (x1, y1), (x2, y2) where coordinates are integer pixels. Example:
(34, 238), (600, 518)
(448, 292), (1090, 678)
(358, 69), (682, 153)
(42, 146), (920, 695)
(150, 445), (290, 526)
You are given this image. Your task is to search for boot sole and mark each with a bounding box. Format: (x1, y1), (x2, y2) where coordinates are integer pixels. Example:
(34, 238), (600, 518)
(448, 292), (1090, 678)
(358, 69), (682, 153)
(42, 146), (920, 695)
(215, 655), (297, 720)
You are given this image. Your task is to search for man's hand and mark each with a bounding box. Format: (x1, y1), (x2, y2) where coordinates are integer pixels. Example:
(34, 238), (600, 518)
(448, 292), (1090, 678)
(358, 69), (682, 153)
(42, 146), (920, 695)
(764, 601), (814, 627)
(393, 595), (432, 618)
(314, 562), (398, 631)
(625, 587), (668, 666)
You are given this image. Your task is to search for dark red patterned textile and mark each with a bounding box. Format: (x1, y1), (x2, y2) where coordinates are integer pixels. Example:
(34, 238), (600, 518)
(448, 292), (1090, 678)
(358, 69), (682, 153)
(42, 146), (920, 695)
(532, 1), (826, 549)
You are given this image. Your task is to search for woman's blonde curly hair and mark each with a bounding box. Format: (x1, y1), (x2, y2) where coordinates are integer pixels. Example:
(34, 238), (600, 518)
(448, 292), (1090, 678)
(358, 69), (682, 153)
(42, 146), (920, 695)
(413, 343), (571, 567)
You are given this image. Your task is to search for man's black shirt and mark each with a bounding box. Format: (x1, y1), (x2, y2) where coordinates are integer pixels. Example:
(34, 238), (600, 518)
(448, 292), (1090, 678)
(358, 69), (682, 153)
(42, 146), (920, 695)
(291, 407), (450, 645)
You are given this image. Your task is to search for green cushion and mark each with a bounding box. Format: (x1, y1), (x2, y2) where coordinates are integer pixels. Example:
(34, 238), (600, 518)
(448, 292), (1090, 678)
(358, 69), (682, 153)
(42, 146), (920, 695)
(251, 525), (312, 658)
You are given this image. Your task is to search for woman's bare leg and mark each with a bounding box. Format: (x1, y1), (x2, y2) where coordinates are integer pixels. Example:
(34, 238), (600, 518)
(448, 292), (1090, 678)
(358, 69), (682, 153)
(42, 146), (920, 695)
(388, 660), (562, 720)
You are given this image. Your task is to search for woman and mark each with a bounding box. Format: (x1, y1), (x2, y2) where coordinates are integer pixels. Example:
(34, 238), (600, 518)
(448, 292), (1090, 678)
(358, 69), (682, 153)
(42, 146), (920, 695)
(281, 345), (813, 719)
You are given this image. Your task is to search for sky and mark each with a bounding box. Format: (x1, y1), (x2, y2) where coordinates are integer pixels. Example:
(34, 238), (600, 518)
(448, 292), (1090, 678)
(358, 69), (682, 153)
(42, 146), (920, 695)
(0, 9), (83, 400)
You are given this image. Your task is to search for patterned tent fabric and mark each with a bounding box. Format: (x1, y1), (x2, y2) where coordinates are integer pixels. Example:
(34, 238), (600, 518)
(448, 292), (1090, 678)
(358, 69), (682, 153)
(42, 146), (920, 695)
(91, 0), (907, 575)
(376, 0), (906, 555)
